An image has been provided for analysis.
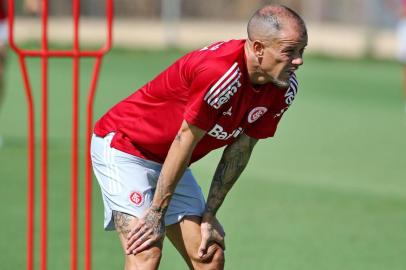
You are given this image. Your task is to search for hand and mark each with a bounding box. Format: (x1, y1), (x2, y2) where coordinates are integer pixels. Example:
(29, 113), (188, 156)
(126, 207), (166, 255)
(198, 213), (225, 258)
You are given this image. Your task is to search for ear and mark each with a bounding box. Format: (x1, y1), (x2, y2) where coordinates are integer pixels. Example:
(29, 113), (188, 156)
(252, 40), (265, 58)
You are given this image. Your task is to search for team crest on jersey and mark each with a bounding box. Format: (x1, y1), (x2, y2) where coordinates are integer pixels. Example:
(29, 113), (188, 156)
(130, 191), (144, 207)
(248, 107), (268, 123)
(204, 62), (242, 109)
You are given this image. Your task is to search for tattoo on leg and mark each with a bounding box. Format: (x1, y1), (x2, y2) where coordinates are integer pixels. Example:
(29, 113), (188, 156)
(112, 210), (133, 236)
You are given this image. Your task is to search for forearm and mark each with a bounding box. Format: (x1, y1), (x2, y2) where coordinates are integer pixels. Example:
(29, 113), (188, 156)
(205, 134), (257, 216)
(151, 121), (204, 215)
(151, 136), (193, 213)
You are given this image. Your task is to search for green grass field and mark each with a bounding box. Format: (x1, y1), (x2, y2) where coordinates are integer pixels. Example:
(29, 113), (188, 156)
(0, 47), (405, 270)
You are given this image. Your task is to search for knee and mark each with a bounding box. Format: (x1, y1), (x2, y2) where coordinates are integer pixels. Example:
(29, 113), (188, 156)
(125, 246), (162, 270)
(209, 246), (225, 270)
(140, 246), (162, 261)
(192, 244), (225, 270)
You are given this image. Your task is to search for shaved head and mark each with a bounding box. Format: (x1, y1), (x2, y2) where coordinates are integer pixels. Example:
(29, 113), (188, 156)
(247, 5), (307, 42)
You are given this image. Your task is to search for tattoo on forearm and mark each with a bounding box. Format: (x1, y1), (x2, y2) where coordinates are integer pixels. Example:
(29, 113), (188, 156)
(113, 210), (133, 236)
(144, 207), (166, 237)
(154, 172), (172, 213)
(206, 136), (257, 215)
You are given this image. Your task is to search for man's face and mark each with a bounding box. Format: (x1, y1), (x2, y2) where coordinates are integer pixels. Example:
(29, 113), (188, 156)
(258, 29), (307, 87)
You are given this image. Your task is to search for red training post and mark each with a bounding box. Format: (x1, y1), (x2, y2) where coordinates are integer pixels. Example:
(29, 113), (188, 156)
(7, 1), (114, 270)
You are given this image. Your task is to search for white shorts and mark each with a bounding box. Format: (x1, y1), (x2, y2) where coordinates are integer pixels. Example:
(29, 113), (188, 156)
(91, 133), (206, 230)
(0, 20), (7, 44)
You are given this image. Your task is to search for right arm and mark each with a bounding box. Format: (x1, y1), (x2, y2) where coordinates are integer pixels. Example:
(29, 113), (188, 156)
(125, 120), (205, 255)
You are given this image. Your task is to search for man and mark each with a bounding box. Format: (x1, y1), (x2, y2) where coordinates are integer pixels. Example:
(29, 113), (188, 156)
(91, 4), (307, 270)
(0, 0), (38, 146)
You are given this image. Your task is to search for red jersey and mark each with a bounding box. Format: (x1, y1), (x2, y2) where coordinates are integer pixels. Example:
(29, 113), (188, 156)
(94, 39), (299, 164)
(0, 0), (6, 20)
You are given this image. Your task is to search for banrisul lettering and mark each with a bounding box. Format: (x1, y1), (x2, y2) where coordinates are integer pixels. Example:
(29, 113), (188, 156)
(208, 124), (243, 140)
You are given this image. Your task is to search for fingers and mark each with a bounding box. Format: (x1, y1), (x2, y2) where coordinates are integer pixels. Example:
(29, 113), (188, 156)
(125, 222), (144, 252)
(132, 238), (156, 255)
(126, 229), (155, 255)
(206, 232), (225, 251)
(198, 217), (226, 258)
(198, 236), (209, 258)
(198, 236), (225, 260)
(127, 222), (143, 240)
(125, 209), (165, 255)
(198, 231), (225, 257)
(127, 224), (146, 246)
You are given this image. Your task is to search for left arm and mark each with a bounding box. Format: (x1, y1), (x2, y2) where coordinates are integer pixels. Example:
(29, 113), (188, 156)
(198, 133), (258, 257)
(205, 133), (257, 215)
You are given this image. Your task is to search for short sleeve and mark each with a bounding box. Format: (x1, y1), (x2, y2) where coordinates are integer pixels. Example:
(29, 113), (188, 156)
(183, 63), (233, 131)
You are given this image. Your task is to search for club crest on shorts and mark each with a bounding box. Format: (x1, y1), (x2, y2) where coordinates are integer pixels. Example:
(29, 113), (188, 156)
(247, 107), (267, 123)
(129, 191), (144, 207)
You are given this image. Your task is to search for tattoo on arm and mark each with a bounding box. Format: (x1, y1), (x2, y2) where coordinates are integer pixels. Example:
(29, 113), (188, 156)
(153, 172), (171, 214)
(205, 135), (257, 215)
(144, 207), (166, 236)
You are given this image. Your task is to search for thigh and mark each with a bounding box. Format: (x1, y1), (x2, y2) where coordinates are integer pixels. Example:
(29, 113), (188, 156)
(113, 211), (162, 270)
(166, 216), (224, 270)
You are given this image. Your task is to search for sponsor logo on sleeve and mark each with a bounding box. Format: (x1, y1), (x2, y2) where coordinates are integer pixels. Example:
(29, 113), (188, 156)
(285, 74), (298, 105)
(247, 107), (268, 123)
(130, 191), (144, 207)
(204, 62), (242, 109)
(274, 74), (299, 118)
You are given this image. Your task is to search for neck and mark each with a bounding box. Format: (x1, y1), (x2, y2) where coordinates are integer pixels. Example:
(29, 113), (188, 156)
(244, 40), (268, 85)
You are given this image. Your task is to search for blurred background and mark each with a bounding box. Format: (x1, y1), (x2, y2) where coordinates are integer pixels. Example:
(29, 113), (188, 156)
(1, 1), (405, 270)
(9, 0), (403, 58)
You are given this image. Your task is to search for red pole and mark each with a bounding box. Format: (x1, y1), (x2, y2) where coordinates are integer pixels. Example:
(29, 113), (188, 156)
(19, 55), (36, 270)
(8, 3), (36, 270)
(40, 1), (49, 270)
(85, 3), (114, 270)
(8, 1), (114, 270)
(71, 1), (80, 270)
(85, 56), (103, 270)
